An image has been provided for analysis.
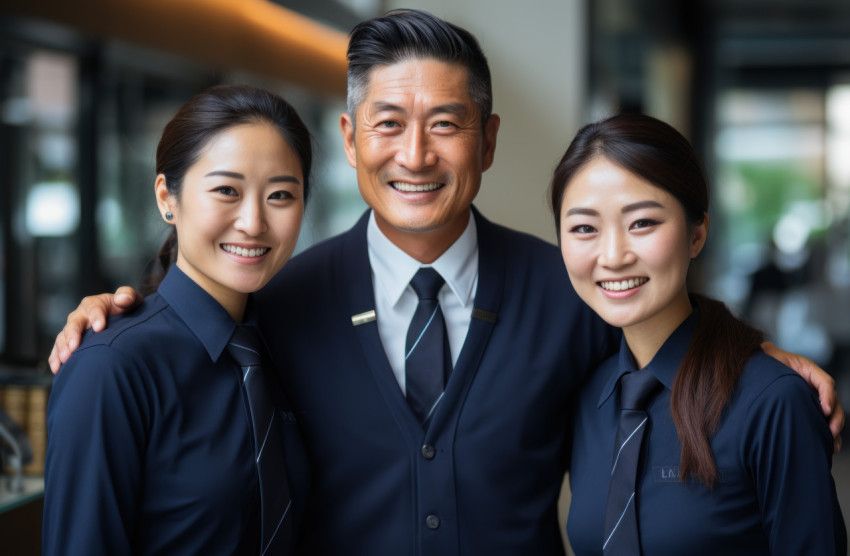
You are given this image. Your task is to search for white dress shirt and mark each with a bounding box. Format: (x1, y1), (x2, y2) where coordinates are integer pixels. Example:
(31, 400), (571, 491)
(367, 210), (479, 393)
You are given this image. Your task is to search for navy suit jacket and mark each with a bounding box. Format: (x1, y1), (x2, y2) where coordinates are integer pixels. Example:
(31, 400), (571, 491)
(258, 208), (614, 556)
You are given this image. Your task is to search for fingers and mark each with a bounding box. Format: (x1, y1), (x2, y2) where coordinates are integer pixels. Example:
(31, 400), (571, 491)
(817, 373), (837, 417)
(59, 309), (88, 357)
(829, 399), (845, 454)
(48, 344), (61, 374)
(48, 293), (114, 373)
(813, 374), (845, 454)
(111, 286), (142, 314)
(48, 322), (79, 374)
(47, 287), (142, 374)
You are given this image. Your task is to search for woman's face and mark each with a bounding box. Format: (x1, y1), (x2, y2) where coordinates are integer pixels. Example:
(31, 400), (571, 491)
(156, 122), (304, 317)
(558, 157), (707, 339)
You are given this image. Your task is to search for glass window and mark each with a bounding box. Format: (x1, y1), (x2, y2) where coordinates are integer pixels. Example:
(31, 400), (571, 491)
(711, 86), (850, 366)
(1, 47), (79, 363)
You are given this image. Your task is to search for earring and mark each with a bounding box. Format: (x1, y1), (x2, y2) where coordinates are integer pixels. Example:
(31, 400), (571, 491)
(165, 211), (173, 221)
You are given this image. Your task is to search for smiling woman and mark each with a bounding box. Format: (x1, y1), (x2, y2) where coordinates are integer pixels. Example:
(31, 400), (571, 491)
(551, 113), (846, 555)
(558, 157), (707, 365)
(42, 84), (313, 556)
(155, 121), (305, 321)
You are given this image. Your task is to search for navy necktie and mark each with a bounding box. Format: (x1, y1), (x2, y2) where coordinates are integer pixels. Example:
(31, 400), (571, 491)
(227, 325), (292, 555)
(405, 268), (451, 426)
(602, 370), (660, 555)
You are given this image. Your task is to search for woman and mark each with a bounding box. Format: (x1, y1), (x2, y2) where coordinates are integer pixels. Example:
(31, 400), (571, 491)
(552, 113), (845, 555)
(43, 85), (312, 555)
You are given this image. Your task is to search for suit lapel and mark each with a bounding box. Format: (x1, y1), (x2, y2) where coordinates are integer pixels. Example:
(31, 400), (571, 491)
(426, 207), (504, 435)
(341, 208), (505, 438)
(342, 212), (424, 437)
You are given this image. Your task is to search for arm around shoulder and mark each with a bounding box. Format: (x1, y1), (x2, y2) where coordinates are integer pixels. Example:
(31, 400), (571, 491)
(48, 286), (143, 374)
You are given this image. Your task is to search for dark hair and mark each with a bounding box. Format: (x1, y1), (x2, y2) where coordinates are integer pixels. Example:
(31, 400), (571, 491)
(346, 9), (492, 127)
(550, 113), (707, 236)
(550, 113), (763, 487)
(141, 84), (313, 294)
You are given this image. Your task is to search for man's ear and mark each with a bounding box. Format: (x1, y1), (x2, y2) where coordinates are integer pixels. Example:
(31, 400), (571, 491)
(340, 112), (357, 169)
(481, 114), (500, 172)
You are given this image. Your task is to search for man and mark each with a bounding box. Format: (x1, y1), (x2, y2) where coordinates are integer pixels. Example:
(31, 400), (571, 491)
(51, 10), (842, 556)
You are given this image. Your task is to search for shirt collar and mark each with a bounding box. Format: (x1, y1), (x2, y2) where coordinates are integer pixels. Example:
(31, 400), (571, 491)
(156, 265), (242, 363)
(367, 209), (478, 308)
(597, 309), (698, 408)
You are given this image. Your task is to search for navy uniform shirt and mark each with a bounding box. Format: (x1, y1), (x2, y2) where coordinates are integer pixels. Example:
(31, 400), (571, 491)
(568, 312), (846, 555)
(43, 266), (307, 555)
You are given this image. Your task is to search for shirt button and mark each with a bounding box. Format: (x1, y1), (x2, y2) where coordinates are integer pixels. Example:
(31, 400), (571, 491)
(425, 514), (440, 530)
(421, 444), (435, 459)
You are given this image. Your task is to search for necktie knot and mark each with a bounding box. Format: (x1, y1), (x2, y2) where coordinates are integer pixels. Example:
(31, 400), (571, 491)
(227, 325), (263, 368)
(410, 267), (444, 301)
(619, 370), (660, 410)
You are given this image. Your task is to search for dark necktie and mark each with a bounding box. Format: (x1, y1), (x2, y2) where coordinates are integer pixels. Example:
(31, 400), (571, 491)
(602, 370), (661, 555)
(405, 268), (451, 425)
(227, 325), (292, 555)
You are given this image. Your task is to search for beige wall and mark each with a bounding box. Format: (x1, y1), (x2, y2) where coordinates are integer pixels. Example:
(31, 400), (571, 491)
(385, 0), (587, 245)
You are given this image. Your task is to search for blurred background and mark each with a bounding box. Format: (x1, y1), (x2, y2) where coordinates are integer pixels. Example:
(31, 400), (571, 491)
(1, 0), (850, 552)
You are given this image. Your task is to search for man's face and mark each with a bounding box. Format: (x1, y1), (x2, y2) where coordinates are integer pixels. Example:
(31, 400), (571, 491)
(340, 58), (499, 260)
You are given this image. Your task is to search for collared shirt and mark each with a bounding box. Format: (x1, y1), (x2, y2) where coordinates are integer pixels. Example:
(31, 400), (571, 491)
(367, 210), (478, 392)
(44, 266), (262, 555)
(567, 311), (846, 555)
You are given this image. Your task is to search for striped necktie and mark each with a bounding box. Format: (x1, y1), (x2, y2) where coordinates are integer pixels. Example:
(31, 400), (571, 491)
(227, 325), (292, 555)
(405, 268), (451, 426)
(602, 370), (660, 555)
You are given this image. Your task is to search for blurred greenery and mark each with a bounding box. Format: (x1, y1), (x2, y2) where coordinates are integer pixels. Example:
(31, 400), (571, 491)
(720, 161), (826, 247)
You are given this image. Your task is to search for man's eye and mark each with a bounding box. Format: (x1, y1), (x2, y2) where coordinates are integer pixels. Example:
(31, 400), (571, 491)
(378, 120), (400, 128)
(569, 225), (596, 234)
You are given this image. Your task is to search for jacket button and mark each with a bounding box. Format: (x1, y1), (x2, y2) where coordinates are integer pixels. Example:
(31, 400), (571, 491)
(421, 444), (435, 459)
(425, 514), (440, 530)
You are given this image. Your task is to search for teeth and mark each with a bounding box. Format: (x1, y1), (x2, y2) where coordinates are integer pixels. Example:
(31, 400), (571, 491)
(599, 277), (648, 291)
(222, 244), (268, 257)
(391, 182), (442, 192)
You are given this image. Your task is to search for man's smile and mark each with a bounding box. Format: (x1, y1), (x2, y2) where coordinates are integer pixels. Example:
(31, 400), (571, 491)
(390, 181), (445, 192)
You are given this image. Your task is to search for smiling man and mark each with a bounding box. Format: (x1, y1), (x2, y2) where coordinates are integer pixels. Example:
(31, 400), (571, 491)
(340, 56), (499, 262)
(49, 9), (843, 556)
(260, 13), (615, 554)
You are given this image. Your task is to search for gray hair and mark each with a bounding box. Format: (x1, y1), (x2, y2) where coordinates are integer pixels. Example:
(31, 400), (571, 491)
(345, 9), (493, 128)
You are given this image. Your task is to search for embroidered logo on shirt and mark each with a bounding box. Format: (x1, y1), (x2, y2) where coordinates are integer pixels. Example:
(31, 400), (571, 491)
(653, 465), (680, 482)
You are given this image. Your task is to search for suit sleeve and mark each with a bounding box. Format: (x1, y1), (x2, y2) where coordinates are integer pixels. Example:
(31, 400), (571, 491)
(742, 372), (847, 555)
(43, 344), (153, 556)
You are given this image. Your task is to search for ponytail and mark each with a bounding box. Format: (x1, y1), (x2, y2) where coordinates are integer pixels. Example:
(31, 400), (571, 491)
(671, 294), (763, 487)
(140, 230), (178, 296)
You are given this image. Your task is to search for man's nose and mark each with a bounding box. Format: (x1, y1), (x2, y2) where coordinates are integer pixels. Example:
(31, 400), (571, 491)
(395, 126), (437, 170)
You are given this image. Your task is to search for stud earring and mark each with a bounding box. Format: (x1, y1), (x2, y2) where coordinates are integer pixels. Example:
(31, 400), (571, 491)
(165, 211), (173, 221)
